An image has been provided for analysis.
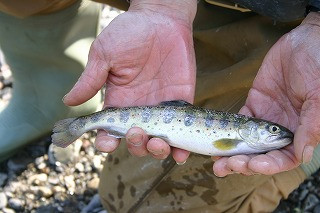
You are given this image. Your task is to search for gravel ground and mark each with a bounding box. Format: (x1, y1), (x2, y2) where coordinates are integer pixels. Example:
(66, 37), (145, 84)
(0, 5), (320, 213)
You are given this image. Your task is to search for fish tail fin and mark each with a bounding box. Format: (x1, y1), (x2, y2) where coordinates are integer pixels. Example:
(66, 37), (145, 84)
(51, 118), (82, 148)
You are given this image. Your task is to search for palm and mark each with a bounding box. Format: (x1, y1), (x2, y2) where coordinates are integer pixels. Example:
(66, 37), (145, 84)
(214, 20), (320, 176)
(64, 9), (196, 160)
(92, 11), (195, 107)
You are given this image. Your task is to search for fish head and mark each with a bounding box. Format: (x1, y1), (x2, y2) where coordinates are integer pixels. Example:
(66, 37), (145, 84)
(238, 119), (293, 151)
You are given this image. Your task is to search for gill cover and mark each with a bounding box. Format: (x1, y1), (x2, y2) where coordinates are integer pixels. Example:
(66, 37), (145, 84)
(238, 121), (260, 149)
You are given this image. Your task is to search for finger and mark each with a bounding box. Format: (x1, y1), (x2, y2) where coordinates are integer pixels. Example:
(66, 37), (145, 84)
(294, 100), (320, 163)
(63, 43), (111, 106)
(238, 105), (254, 117)
(94, 130), (120, 153)
(172, 148), (190, 165)
(211, 156), (221, 161)
(248, 146), (299, 175)
(147, 138), (171, 160)
(126, 127), (149, 157)
(212, 157), (233, 177)
(226, 155), (254, 175)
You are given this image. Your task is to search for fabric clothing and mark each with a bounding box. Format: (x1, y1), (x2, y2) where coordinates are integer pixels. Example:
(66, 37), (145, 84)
(0, 0), (77, 17)
(0, 0), (102, 161)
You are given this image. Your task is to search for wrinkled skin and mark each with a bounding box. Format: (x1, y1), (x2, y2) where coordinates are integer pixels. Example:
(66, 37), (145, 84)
(63, 0), (197, 163)
(63, 0), (320, 176)
(213, 13), (320, 176)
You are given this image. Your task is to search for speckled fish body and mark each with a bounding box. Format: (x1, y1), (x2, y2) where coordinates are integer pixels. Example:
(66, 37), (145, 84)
(52, 100), (293, 156)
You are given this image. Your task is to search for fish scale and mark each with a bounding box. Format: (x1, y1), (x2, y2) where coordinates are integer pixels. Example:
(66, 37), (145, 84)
(51, 100), (293, 156)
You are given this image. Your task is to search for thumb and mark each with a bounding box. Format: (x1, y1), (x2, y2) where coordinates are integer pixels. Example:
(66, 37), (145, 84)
(294, 99), (320, 163)
(238, 105), (254, 117)
(63, 48), (110, 106)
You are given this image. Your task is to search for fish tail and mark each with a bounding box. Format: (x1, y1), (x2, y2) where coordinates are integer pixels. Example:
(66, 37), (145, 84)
(51, 118), (82, 148)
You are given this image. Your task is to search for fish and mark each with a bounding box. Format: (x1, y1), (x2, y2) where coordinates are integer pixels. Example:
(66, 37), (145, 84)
(51, 100), (293, 156)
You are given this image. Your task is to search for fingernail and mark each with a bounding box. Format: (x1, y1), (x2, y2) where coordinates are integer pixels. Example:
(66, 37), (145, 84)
(303, 145), (314, 163)
(176, 160), (187, 166)
(148, 149), (163, 156)
(211, 156), (220, 161)
(213, 171), (224, 178)
(62, 94), (68, 102)
(128, 134), (143, 147)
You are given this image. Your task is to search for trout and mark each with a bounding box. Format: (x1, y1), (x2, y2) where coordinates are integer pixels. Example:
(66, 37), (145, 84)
(51, 100), (293, 156)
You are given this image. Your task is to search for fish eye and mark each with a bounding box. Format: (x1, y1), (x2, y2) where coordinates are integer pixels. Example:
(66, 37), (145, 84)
(268, 125), (280, 134)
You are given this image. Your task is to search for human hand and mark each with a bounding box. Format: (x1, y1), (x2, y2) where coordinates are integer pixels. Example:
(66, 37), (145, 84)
(213, 12), (320, 176)
(63, 0), (197, 163)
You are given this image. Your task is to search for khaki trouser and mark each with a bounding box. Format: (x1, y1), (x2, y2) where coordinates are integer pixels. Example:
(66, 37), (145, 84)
(0, 0), (309, 212)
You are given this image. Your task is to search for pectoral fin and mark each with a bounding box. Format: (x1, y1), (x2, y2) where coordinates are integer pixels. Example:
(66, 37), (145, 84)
(213, 139), (241, 150)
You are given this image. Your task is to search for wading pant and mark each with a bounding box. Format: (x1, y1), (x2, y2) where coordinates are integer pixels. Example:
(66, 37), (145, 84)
(0, 0), (319, 212)
(0, 0), (101, 160)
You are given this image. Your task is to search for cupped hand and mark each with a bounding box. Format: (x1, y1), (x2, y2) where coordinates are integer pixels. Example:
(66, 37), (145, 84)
(63, 0), (197, 163)
(213, 12), (320, 176)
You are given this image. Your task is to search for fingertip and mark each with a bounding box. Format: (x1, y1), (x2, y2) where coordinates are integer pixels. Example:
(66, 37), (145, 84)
(147, 138), (171, 159)
(211, 156), (221, 161)
(64, 59), (110, 106)
(293, 126), (306, 162)
(126, 127), (147, 145)
(247, 155), (276, 175)
(238, 105), (253, 116)
(227, 155), (250, 174)
(126, 127), (149, 157)
(94, 130), (120, 153)
(302, 145), (314, 164)
(212, 158), (233, 177)
(172, 148), (190, 165)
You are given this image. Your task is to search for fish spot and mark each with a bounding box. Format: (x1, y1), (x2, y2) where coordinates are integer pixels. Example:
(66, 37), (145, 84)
(107, 117), (115, 123)
(220, 119), (228, 128)
(90, 114), (100, 123)
(196, 130), (200, 133)
(213, 139), (239, 150)
(154, 122), (158, 125)
(77, 119), (86, 128)
(141, 108), (153, 123)
(233, 121), (241, 128)
(205, 115), (214, 128)
(163, 108), (175, 124)
(184, 112), (195, 126)
(120, 110), (130, 123)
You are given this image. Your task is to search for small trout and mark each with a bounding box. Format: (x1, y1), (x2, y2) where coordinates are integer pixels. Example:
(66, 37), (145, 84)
(52, 100), (293, 156)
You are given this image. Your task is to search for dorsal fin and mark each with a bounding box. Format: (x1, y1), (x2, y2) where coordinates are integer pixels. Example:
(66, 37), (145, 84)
(159, 100), (193, 107)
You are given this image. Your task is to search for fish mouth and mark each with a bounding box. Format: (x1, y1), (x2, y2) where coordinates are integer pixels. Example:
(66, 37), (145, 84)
(281, 131), (294, 141)
(275, 131), (294, 147)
